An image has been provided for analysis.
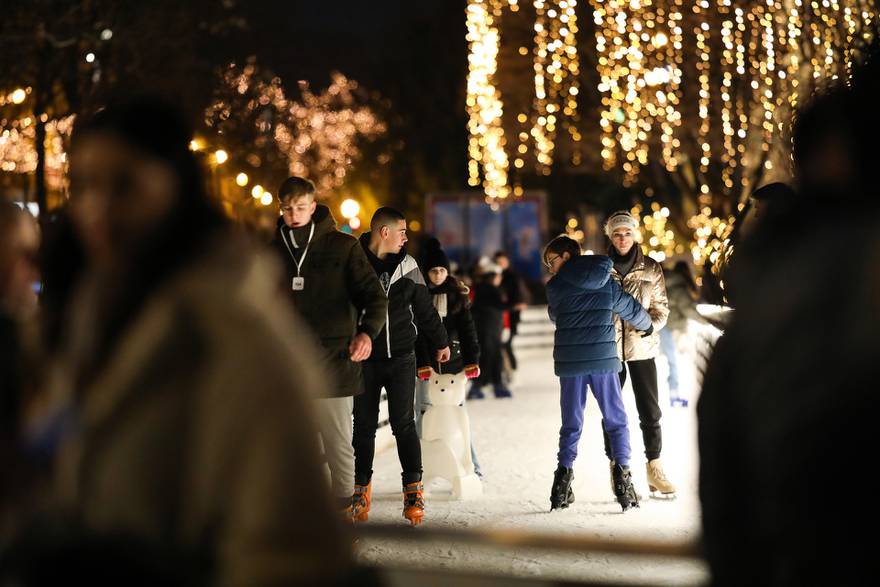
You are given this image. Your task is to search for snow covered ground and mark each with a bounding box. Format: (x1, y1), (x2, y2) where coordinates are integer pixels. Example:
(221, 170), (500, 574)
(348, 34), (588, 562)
(356, 312), (711, 585)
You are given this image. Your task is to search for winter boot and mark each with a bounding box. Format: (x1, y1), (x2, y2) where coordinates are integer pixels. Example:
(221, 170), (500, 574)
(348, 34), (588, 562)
(669, 389), (688, 407)
(612, 463), (640, 512)
(493, 383), (513, 398)
(646, 458), (676, 497)
(402, 482), (425, 526)
(351, 481), (372, 522)
(467, 384), (485, 400)
(550, 465), (575, 510)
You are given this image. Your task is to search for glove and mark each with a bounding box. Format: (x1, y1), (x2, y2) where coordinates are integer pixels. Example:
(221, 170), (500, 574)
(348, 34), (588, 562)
(417, 367), (432, 381)
(464, 364), (481, 379)
(639, 323), (654, 338)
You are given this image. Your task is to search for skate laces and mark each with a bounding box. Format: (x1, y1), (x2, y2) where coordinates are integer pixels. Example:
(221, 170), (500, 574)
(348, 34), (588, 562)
(649, 462), (668, 482)
(403, 483), (425, 509)
(352, 483), (371, 514)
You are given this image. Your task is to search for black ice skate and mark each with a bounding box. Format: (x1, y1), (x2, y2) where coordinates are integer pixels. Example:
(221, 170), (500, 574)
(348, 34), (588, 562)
(550, 465), (575, 510)
(612, 463), (640, 512)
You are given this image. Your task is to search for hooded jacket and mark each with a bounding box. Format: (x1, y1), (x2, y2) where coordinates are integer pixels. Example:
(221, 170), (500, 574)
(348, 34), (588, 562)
(546, 255), (651, 377)
(272, 205), (387, 396)
(358, 233), (448, 360)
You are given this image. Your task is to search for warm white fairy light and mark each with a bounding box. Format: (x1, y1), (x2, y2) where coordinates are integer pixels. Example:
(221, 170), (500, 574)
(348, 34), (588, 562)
(206, 61), (385, 198)
(0, 114), (75, 190)
(530, 0), (581, 172)
(466, 0), (511, 199)
(472, 1), (876, 248)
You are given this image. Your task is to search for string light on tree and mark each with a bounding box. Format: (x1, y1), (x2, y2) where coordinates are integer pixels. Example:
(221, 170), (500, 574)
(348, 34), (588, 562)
(466, 0), (511, 199)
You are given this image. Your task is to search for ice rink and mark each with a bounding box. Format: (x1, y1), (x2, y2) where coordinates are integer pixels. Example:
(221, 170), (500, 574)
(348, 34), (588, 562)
(356, 309), (711, 585)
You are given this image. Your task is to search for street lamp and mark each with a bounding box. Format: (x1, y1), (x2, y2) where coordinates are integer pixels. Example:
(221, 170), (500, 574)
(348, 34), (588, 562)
(340, 198), (360, 219)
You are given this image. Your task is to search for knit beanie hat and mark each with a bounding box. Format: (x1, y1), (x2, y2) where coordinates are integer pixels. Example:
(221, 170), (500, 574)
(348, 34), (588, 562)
(476, 256), (502, 275)
(423, 238), (450, 271)
(604, 210), (639, 237)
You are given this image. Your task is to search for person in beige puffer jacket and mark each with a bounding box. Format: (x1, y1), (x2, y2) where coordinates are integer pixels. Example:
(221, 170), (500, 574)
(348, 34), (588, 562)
(10, 98), (351, 587)
(601, 210), (676, 498)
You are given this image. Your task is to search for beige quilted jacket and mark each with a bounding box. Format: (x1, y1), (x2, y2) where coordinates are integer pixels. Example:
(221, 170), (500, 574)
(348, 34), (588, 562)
(611, 248), (669, 362)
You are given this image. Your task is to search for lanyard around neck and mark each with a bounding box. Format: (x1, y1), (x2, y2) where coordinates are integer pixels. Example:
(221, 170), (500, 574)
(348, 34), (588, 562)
(280, 222), (315, 277)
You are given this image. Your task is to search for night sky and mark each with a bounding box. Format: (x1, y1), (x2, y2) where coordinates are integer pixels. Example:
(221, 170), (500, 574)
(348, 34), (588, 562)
(240, 1), (471, 203)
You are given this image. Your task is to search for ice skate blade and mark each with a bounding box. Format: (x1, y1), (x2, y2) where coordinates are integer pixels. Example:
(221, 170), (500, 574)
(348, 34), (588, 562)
(405, 514), (424, 526)
(649, 489), (677, 500)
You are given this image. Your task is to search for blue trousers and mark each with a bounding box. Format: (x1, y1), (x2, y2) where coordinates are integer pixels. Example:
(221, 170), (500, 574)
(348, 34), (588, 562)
(659, 326), (679, 392)
(559, 371), (631, 468)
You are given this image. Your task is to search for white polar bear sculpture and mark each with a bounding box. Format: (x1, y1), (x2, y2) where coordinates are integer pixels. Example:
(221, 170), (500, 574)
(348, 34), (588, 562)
(420, 370), (483, 500)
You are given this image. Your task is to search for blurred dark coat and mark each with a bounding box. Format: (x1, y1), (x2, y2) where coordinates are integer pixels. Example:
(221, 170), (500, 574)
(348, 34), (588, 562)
(698, 196), (880, 586)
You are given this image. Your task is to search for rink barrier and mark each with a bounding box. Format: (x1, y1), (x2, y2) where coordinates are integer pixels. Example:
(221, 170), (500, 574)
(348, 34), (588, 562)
(353, 523), (701, 559)
(512, 305), (554, 351)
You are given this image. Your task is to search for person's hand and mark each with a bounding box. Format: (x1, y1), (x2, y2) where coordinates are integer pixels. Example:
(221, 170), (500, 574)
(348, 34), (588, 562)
(464, 364), (481, 379)
(417, 367), (432, 381)
(349, 333), (372, 361)
(639, 323), (654, 338)
(436, 346), (451, 363)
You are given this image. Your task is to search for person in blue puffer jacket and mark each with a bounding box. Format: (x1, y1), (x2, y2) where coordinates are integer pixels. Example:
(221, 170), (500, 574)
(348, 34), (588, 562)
(543, 235), (653, 513)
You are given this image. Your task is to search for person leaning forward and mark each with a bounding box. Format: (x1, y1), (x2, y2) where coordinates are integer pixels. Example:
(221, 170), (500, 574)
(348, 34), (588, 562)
(271, 177), (387, 519)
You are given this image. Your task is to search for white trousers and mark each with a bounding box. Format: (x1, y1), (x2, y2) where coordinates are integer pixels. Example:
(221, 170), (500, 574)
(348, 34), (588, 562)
(313, 395), (355, 499)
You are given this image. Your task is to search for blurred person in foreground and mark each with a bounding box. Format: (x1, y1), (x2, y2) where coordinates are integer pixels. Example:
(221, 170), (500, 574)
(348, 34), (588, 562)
(6, 98), (350, 586)
(698, 43), (880, 586)
(0, 203), (41, 506)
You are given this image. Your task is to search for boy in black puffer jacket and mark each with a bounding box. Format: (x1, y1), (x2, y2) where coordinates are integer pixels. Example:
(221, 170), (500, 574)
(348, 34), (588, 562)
(353, 208), (450, 526)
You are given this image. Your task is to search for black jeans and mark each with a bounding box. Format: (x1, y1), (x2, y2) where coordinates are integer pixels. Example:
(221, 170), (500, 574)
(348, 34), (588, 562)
(353, 352), (421, 485)
(602, 358), (663, 461)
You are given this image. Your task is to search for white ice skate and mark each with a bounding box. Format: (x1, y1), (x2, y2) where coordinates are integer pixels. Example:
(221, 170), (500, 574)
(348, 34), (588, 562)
(420, 369), (483, 500)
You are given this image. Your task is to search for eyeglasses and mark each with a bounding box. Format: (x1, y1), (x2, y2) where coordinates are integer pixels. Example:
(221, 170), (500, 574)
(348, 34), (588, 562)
(545, 255), (560, 269)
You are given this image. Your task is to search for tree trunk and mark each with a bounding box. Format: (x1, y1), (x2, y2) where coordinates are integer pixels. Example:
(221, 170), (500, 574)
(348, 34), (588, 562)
(34, 112), (47, 218)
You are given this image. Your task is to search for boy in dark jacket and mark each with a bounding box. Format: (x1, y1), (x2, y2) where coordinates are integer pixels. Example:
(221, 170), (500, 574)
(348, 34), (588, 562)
(544, 236), (652, 512)
(271, 177), (387, 519)
(353, 208), (450, 526)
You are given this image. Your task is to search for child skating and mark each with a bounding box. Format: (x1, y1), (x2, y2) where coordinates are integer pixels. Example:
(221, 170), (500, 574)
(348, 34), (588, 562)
(543, 236), (653, 512)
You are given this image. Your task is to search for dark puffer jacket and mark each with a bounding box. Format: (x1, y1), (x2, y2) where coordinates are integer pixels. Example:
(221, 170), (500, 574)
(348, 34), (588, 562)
(358, 234), (448, 360)
(272, 205), (387, 396)
(416, 276), (479, 375)
(546, 255), (651, 377)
